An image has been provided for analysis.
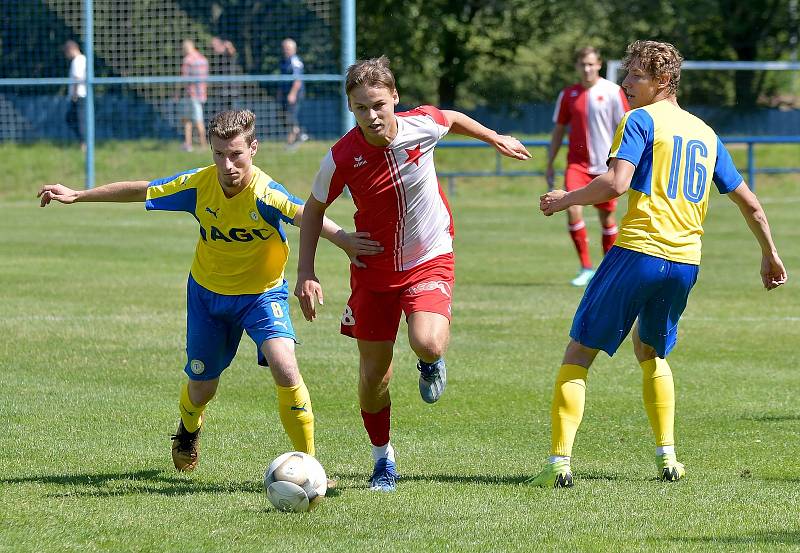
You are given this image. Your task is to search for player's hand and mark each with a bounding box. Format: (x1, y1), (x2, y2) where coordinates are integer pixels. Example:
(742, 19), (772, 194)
(545, 166), (555, 191)
(540, 189), (569, 216)
(345, 232), (383, 268)
(294, 275), (324, 322)
(335, 230), (382, 268)
(493, 135), (532, 161)
(37, 183), (79, 207)
(761, 252), (787, 290)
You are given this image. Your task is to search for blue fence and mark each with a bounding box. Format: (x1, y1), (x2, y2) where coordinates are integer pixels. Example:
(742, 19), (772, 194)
(437, 137), (800, 192)
(0, 92), (341, 141)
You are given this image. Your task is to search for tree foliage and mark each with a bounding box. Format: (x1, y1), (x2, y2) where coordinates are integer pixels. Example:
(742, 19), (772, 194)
(0, 0), (796, 108)
(357, 0), (799, 108)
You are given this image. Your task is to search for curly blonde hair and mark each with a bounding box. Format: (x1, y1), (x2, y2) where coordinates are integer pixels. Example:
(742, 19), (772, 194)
(621, 40), (683, 96)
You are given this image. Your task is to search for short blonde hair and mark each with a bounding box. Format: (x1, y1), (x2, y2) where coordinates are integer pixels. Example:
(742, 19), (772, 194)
(575, 46), (601, 63)
(345, 56), (396, 95)
(622, 40), (683, 96)
(207, 109), (256, 145)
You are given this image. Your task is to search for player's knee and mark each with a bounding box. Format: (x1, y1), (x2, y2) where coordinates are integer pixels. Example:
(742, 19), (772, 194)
(599, 210), (615, 225)
(409, 325), (449, 360)
(632, 334), (658, 361)
(360, 369), (390, 392)
(410, 335), (446, 362)
(271, 361), (301, 387)
(188, 378), (219, 406)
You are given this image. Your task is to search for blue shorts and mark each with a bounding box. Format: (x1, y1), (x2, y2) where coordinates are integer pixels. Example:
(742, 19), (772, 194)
(184, 275), (296, 381)
(570, 246), (699, 358)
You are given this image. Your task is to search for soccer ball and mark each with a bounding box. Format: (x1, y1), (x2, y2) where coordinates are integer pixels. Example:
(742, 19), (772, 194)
(264, 451), (327, 512)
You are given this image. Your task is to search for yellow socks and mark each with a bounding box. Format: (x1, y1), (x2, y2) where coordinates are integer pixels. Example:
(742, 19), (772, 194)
(276, 378), (315, 457)
(641, 358), (675, 447)
(179, 382), (206, 433)
(550, 364), (589, 457)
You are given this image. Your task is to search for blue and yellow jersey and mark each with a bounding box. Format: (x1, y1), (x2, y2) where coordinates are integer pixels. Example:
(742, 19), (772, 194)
(145, 165), (302, 295)
(609, 100), (743, 264)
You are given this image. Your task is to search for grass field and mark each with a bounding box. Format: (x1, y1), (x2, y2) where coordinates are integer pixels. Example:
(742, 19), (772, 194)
(1, 140), (799, 552)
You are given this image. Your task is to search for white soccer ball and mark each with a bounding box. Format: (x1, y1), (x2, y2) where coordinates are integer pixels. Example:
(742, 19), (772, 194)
(264, 451), (327, 512)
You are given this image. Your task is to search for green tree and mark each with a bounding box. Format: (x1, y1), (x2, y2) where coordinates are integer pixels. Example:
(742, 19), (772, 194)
(357, 0), (798, 109)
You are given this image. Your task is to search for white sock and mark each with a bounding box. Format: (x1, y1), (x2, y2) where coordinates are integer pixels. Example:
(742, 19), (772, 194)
(549, 455), (570, 465)
(656, 445), (675, 456)
(372, 442), (395, 462)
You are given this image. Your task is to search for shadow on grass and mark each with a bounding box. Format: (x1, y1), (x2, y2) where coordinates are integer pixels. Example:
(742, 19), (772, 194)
(759, 476), (800, 484)
(326, 470), (623, 487)
(477, 281), (555, 288)
(664, 530), (800, 546)
(740, 413), (800, 422)
(1, 468), (262, 498)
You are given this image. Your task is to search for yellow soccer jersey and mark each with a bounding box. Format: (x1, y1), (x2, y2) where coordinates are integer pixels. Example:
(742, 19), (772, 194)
(145, 165), (302, 295)
(608, 100), (743, 264)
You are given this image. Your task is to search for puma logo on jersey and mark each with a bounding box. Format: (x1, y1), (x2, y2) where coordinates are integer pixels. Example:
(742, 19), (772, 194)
(205, 207), (220, 218)
(353, 155), (367, 168)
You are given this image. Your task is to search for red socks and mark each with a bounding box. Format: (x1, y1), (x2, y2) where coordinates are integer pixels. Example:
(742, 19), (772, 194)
(568, 220), (592, 269)
(602, 224), (618, 254)
(361, 404), (391, 446)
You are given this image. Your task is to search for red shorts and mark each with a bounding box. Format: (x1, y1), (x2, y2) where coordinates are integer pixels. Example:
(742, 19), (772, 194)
(341, 253), (455, 342)
(565, 164), (617, 211)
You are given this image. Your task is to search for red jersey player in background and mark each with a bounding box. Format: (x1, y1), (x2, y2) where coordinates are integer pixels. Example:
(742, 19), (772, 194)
(295, 56), (531, 492)
(546, 47), (630, 286)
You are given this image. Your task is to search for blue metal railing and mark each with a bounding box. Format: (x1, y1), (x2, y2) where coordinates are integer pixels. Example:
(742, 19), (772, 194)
(0, 0), (357, 189)
(437, 137), (800, 192)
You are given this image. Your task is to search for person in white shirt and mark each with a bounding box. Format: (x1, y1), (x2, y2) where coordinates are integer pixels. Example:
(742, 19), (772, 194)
(63, 40), (87, 152)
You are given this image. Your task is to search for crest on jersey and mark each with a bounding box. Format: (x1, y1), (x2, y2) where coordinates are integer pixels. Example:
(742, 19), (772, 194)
(250, 211), (259, 221)
(190, 359), (205, 375)
(353, 155), (367, 168)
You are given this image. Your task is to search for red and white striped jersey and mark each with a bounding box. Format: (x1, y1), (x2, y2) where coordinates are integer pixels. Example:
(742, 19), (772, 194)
(553, 77), (630, 175)
(311, 105), (454, 272)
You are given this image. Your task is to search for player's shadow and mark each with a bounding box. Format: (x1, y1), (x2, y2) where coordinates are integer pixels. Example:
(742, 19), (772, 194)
(473, 281), (553, 288)
(663, 530), (800, 546)
(739, 413), (800, 422)
(328, 471), (622, 487)
(397, 473), (530, 485)
(760, 475), (800, 484)
(1, 468), (262, 498)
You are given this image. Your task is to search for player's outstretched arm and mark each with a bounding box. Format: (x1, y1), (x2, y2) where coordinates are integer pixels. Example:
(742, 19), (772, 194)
(726, 182), (787, 290)
(540, 159), (634, 216)
(441, 110), (531, 161)
(294, 195), (329, 322)
(38, 180), (149, 207)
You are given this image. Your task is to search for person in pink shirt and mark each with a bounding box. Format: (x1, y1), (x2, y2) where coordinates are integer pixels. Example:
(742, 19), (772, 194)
(294, 56), (531, 492)
(179, 39), (209, 151)
(546, 47), (630, 286)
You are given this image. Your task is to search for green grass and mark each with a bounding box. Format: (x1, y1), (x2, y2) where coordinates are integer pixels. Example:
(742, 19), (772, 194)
(1, 140), (799, 552)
